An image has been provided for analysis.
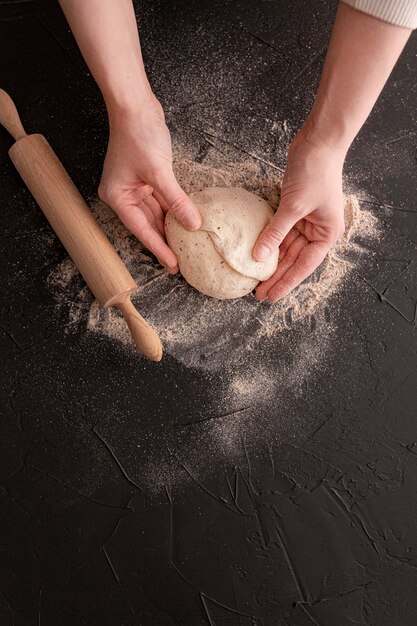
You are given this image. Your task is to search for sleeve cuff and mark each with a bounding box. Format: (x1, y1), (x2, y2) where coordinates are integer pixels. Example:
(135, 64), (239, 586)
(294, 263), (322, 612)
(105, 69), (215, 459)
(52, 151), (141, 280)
(341, 0), (417, 29)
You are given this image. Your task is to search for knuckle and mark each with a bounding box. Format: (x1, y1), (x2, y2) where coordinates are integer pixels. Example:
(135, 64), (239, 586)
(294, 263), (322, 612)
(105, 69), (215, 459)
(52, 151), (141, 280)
(169, 194), (188, 214)
(265, 225), (285, 245)
(137, 184), (154, 201)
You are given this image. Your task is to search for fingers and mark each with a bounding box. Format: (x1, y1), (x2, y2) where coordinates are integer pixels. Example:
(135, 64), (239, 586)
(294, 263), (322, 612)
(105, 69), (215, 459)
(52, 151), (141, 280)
(263, 241), (330, 303)
(256, 232), (308, 301)
(135, 183), (154, 202)
(153, 189), (169, 211)
(142, 194), (165, 237)
(99, 181), (179, 272)
(253, 201), (304, 262)
(278, 227), (302, 260)
(116, 203), (179, 274)
(151, 169), (202, 231)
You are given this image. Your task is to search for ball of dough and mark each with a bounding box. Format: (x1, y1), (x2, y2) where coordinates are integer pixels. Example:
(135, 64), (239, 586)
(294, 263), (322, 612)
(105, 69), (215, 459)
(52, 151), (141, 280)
(165, 187), (279, 299)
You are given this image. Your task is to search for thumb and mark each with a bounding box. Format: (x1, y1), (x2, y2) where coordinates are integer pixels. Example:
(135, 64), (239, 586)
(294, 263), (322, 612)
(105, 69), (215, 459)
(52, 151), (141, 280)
(151, 169), (202, 231)
(253, 200), (301, 261)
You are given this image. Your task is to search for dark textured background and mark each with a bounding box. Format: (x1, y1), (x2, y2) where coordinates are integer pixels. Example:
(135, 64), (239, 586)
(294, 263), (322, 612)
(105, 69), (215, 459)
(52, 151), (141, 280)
(1, 0), (417, 624)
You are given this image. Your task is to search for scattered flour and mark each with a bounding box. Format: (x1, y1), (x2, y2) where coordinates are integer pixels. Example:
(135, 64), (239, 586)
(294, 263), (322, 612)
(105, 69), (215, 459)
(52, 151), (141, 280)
(47, 149), (379, 380)
(44, 148), (381, 494)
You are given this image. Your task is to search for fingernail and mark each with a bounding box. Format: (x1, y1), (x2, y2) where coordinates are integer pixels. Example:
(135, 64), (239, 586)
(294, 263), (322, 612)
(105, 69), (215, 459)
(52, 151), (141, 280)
(255, 244), (271, 261)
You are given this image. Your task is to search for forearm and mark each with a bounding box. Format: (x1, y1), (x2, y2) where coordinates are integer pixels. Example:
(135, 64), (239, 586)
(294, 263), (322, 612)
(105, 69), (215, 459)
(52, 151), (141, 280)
(58, 0), (152, 116)
(305, 2), (412, 152)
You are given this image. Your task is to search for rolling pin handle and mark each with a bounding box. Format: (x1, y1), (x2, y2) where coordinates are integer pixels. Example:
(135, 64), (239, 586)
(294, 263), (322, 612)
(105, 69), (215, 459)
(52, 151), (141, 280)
(3, 91), (163, 361)
(116, 297), (163, 362)
(0, 89), (27, 141)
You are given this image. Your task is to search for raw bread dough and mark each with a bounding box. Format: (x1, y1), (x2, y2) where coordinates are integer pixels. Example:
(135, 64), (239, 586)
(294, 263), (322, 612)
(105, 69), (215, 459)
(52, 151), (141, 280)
(165, 187), (279, 299)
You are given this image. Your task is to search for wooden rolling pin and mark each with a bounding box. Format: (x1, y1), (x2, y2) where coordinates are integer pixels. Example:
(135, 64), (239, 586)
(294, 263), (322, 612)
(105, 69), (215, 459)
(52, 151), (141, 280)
(0, 89), (162, 361)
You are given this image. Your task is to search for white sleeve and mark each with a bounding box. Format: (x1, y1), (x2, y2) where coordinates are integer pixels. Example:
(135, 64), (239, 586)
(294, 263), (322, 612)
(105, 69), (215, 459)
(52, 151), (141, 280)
(341, 0), (417, 28)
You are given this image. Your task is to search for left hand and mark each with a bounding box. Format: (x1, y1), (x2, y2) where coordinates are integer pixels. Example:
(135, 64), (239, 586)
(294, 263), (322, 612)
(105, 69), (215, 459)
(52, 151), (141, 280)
(98, 96), (201, 274)
(253, 126), (347, 303)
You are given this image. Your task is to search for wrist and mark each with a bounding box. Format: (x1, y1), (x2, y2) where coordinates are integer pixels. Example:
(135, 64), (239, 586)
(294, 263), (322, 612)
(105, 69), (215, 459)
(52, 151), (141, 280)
(104, 80), (156, 122)
(295, 114), (353, 161)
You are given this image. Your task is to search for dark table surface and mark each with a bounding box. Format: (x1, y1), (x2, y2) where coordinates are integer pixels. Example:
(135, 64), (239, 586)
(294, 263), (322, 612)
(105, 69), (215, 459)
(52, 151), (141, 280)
(1, 1), (417, 624)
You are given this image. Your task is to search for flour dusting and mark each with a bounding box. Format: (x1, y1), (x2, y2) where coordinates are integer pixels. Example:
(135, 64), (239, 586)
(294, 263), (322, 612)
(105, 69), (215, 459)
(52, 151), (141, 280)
(44, 150), (382, 494)
(47, 151), (379, 383)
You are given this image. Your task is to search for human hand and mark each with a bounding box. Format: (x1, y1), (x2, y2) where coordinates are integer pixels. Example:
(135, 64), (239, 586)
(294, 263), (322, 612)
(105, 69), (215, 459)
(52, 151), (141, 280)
(98, 96), (201, 274)
(253, 127), (346, 303)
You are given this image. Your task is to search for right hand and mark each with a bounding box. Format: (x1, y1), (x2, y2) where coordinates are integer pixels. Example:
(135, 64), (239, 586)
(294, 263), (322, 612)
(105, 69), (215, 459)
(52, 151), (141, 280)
(253, 126), (346, 303)
(98, 96), (201, 274)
